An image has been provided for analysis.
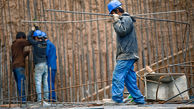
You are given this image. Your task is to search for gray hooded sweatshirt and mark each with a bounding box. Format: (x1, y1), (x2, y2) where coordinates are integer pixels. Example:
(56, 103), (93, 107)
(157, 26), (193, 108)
(113, 12), (139, 61)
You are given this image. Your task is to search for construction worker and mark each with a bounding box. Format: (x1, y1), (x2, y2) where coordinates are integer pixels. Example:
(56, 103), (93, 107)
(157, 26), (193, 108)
(107, 0), (145, 104)
(27, 27), (49, 102)
(42, 32), (57, 102)
(12, 32), (31, 102)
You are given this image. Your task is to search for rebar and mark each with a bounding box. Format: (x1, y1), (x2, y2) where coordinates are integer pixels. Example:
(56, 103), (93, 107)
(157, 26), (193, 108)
(46, 9), (186, 17)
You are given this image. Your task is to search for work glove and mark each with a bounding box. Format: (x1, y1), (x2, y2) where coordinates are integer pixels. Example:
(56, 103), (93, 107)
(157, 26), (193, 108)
(112, 14), (120, 22)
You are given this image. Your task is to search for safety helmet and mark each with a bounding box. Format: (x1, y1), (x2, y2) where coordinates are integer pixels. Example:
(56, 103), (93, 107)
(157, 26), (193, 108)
(33, 30), (42, 37)
(107, 0), (122, 14)
(41, 32), (47, 38)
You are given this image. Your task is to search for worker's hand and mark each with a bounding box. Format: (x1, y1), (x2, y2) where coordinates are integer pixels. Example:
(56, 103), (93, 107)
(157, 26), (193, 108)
(31, 26), (35, 31)
(112, 14), (119, 22)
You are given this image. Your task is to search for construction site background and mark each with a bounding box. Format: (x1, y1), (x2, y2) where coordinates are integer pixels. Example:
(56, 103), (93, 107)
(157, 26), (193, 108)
(0, 0), (193, 103)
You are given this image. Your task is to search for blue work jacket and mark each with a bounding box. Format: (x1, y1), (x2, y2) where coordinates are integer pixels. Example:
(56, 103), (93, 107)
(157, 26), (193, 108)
(46, 40), (57, 70)
(113, 12), (139, 61)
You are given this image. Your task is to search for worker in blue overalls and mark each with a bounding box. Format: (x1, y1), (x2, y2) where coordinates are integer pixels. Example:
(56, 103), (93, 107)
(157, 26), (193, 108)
(42, 32), (57, 102)
(107, 0), (145, 104)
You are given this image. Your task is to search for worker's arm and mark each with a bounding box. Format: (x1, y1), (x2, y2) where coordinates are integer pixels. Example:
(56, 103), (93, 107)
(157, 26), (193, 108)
(23, 50), (30, 58)
(113, 15), (133, 37)
(18, 39), (31, 47)
(27, 30), (38, 45)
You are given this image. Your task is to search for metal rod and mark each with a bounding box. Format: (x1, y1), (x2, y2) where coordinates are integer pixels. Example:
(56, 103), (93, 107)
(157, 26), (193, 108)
(74, 2), (80, 101)
(21, 17), (112, 23)
(80, 10), (86, 100)
(153, 0), (159, 73)
(143, 0), (151, 66)
(7, 0), (13, 106)
(21, 16), (189, 24)
(104, 0), (110, 98)
(167, 67), (184, 100)
(26, 0), (32, 28)
(89, 0), (99, 101)
(0, 79), (112, 102)
(71, 0), (75, 102)
(0, 34), (2, 105)
(173, 0), (181, 73)
(1, 7), (6, 105)
(148, 0), (156, 72)
(53, 0), (64, 102)
(166, 0), (175, 73)
(82, 0), (92, 101)
(138, 0), (146, 68)
(3, 3), (10, 105)
(162, 86), (194, 104)
(95, 0), (104, 93)
(75, 1), (81, 102)
(46, 9), (186, 17)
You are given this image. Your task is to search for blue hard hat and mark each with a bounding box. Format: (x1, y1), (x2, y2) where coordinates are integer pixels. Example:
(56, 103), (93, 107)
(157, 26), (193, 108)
(33, 30), (42, 37)
(107, 0), (122, 14)
(41, 32), (47, 38)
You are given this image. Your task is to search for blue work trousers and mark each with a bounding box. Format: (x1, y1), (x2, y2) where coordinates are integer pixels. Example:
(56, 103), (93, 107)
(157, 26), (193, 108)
(47, 68), (56, 101)
(112, 60), (145, 104)
(13, 67), (26, 101)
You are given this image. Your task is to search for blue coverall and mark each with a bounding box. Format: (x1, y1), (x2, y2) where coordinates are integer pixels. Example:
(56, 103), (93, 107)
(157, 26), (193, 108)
(46, 40), (57, 101)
